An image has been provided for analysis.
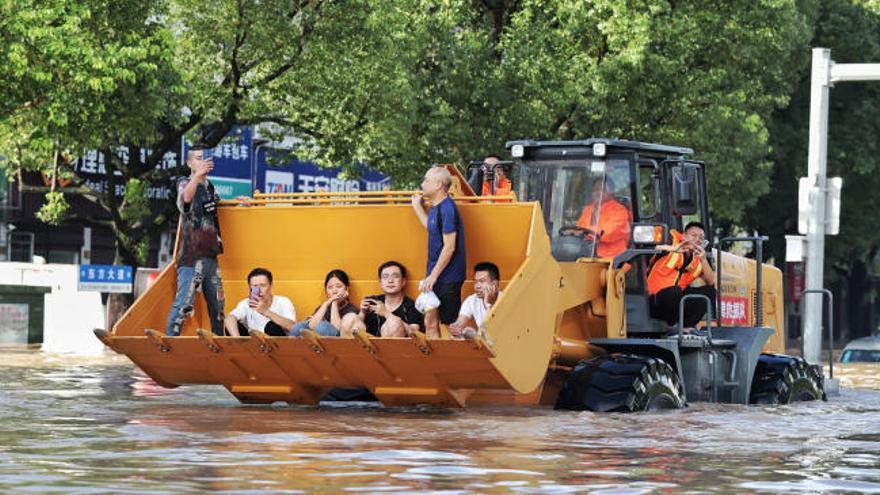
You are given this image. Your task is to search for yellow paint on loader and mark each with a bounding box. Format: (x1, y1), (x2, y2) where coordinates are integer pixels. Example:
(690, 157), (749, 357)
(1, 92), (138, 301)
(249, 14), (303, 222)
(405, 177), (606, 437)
(104, 184), (785, 407)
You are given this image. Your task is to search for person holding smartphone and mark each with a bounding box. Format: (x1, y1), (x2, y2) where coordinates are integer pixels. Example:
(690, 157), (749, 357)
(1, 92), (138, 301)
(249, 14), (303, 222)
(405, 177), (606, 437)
(355, 261), (423, 337)
(646, 221), (716, 329)
(224, 268), (296, 336)
(165, 146), (227, 336)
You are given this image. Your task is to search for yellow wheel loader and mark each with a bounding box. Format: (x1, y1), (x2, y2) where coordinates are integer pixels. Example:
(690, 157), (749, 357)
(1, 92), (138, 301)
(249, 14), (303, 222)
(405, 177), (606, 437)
(96, 138), (825, 411)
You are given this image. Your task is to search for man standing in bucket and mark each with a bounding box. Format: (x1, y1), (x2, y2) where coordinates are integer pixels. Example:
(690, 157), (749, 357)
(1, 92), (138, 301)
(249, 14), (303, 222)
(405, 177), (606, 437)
(165, 145), (226, 336)
(411, 166), (466, 338)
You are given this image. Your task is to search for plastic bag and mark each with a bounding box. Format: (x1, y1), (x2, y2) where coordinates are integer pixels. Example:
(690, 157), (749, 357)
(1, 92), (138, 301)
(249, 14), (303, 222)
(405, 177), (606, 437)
(414, 290), (440, 314)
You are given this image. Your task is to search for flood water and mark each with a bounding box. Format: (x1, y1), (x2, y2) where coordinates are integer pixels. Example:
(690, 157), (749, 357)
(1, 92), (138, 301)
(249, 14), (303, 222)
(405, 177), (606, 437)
(1, 347), (880, 494)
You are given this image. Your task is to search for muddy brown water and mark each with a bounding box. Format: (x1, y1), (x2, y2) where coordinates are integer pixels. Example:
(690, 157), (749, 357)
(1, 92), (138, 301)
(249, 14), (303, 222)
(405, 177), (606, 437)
(1, 347), (879, 494)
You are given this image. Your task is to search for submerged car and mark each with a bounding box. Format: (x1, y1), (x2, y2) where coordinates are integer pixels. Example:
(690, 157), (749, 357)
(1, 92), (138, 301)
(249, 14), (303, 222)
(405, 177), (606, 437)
(840, 336), (880, 363)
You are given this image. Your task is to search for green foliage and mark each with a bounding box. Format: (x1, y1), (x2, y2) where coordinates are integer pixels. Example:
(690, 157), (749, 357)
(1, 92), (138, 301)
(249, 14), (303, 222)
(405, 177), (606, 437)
(120, 178), (150, 222)
(402, 0), (814, 221)
(0, 0), (852, 272)
(35, 191), (69, 225)
(754, 0), (880, 275)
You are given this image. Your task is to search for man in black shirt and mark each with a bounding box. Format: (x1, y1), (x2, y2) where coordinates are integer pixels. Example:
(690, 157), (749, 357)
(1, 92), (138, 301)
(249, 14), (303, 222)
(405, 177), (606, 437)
(357, 261), (424, 337)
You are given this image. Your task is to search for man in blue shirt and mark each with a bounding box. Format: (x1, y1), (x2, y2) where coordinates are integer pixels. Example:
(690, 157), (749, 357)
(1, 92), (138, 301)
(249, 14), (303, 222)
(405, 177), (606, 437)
(411, 166), (466, 338)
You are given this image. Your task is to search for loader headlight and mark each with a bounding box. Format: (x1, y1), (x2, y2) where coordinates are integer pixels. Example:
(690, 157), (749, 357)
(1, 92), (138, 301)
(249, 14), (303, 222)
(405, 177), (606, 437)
(593, 143), (606, 157)
(632, 224), (666, 245)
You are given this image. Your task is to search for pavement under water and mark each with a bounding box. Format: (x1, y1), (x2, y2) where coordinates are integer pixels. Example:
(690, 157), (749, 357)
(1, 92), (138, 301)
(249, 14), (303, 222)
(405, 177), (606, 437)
(1, 346), (879, 494)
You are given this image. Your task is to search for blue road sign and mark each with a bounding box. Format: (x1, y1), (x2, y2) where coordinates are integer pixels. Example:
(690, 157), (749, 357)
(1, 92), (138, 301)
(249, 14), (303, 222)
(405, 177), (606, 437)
(78, 265), (133, 293)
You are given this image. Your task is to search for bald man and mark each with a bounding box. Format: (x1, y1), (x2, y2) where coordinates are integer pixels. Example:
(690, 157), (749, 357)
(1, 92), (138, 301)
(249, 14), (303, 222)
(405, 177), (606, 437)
(411, 166), (467, 338)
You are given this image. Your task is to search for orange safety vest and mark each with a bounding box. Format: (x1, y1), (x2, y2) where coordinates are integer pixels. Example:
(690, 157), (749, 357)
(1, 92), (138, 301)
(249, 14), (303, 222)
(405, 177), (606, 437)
(481, 177), (512, 196)
(576, 198), (633, 258)
(646, 230), (705, 295)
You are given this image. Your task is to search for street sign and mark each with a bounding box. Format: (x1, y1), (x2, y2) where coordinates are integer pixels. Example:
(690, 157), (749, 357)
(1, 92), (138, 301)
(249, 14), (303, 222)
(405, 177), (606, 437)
(78, 265), (133, 293)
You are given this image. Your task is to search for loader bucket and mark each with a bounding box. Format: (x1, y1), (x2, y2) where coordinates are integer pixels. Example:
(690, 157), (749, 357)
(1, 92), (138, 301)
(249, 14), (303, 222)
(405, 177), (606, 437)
(107, 191), (561, 407)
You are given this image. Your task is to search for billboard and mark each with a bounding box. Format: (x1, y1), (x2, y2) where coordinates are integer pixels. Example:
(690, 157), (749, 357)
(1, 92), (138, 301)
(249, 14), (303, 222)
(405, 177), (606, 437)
(184, 126), (391, 199)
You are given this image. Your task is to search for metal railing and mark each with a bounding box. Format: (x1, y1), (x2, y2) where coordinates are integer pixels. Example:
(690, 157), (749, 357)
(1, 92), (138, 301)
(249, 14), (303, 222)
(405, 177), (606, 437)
(802, 288), (834, 379)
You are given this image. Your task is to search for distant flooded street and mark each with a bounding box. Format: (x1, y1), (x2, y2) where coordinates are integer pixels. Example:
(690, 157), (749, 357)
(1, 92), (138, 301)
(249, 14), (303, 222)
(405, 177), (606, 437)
(1, 347), (879, 494)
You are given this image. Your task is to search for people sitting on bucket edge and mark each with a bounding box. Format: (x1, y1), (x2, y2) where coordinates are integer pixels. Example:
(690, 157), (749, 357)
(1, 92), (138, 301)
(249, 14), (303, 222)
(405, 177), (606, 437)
(647, 221), (716, 330)
(290, 269), (360, 338)
(224, 267), (296, 336)
(570, 176), (633, 259)
(448, 262), (502, 340)
(354, 261), (424, 337)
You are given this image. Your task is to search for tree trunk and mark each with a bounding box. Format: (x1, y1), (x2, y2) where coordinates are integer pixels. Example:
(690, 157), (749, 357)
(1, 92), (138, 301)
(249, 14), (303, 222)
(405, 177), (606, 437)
(105, 240), (141, 331)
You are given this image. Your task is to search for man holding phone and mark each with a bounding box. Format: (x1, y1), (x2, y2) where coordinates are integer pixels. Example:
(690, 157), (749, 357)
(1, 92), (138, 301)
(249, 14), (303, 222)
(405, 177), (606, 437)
(224, 267), (296, 336)
(165, 146), (228, 336)
(355, 261), (423, 337)
(646, 221), (716, 329)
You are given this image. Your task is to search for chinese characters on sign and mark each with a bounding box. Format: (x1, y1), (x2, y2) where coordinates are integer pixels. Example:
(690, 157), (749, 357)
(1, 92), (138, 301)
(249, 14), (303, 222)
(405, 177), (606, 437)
(72, 146), (178, 200)
(78, 265), (133, 293)
(720, 296), (750, 326)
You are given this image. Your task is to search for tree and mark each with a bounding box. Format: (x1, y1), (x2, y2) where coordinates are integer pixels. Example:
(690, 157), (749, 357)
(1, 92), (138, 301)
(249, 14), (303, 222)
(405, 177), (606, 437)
(0, 0), (832, 327)
(0, 0), (426, 324)
(401, 0), (815, 222)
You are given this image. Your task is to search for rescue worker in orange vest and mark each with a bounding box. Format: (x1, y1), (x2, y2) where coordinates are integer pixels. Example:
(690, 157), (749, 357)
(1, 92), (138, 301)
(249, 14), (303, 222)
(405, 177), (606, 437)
(574, 177), (633, 258)
(480, 155), (513, 197)
(647, 221), (716, 328)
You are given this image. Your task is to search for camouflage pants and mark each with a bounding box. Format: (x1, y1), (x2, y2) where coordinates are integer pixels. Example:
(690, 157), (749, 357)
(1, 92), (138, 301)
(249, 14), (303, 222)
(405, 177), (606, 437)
(165, 257), (226, 336)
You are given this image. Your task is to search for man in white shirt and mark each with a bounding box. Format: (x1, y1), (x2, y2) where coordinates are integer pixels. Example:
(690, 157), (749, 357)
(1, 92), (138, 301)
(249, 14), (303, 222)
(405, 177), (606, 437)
(448, 262), (502, 339)
(224, 268), (296, 336)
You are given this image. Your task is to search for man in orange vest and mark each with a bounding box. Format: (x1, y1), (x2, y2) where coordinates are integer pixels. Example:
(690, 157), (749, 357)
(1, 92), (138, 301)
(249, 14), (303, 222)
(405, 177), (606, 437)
(647, 221), (716, 328)
(480, 155), (512, 197)
(574, 177), (633, 258)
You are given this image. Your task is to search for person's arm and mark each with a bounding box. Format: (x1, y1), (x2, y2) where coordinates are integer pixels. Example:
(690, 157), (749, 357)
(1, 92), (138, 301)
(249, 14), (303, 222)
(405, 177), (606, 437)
(328, 302), (342, 329)
(696, 246), (716, 286)
(255, 297), (296, 332)
(447, 296), (474, 337)
(411, 194), (428, 228)
(375, 301), (408, 333)
(181, 161), (210, 204)
(447, 314), (475, 337)
(224, 314), (241, 336)
(575, 205), (593, 229)
(424, 231), (456, 292)
(308, 300), (332, 330)
(224, 300), (248, 336)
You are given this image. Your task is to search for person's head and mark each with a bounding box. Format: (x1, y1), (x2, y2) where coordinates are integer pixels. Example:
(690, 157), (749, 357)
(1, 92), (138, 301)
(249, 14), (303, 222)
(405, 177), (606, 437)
(377, 261), (407, 295)
(483, 155), (506, 185)
(420, 166), (452, 200)
(590, 177), (615, 203)
(324, 269), (351, 301)
(247, 267), (274, 298)
(681, 221), (707, 252)
(473, 261), (500, 300)
(186, 145), (212, 171)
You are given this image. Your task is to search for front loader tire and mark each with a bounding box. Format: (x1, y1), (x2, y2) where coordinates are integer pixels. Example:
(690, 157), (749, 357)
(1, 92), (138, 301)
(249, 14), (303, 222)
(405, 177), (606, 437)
(749, 354), (826, 404)
(555, 353), (685, 412)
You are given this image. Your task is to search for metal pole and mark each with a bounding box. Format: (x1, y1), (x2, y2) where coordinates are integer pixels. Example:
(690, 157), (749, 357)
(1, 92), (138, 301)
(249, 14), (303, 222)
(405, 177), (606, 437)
(803, 288), (834, 379)
(755, 237), (764, 327)
(803, 48), (832, 364)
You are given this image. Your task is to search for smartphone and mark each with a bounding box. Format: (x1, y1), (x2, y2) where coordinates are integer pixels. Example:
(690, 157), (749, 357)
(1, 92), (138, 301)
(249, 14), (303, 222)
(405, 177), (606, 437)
(249, 286), (260, 302)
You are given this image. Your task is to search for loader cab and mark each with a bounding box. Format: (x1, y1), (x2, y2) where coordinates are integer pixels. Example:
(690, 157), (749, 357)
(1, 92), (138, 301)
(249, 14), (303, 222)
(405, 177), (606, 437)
(507, 139), (707, 261)
(507, 139), (710, 333)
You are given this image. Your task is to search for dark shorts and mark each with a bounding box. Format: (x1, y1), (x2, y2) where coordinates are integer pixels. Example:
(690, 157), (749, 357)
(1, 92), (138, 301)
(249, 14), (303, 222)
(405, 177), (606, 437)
(434, 282), (463, 325)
